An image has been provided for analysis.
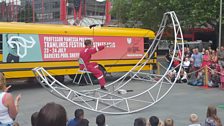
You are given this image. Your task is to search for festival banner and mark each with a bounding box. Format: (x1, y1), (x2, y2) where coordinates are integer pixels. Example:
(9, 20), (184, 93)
(3, 34), (144, 62)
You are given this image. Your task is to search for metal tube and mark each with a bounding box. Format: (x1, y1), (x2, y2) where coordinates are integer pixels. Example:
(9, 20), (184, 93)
(219, 0), (222, 49)
(32, 0), (35, 22)
(42, 0), (44, 22)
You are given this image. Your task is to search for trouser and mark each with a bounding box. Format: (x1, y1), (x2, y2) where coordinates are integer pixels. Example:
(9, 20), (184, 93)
(193, 66), (200, 77)
(6, 53), (19, 63)
(85, 62), (106, 87)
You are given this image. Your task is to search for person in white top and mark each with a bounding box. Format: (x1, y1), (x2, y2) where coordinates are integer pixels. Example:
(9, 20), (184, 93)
(0, 72), (21, 126)
(188, 113), (201, 126)
(183, 57), (191, 73)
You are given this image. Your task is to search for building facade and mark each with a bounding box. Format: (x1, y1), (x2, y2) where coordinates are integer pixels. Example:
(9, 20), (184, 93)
(0, 0), (109, 24)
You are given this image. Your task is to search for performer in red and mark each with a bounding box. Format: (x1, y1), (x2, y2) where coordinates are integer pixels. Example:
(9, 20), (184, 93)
(79, 39), (107, 90)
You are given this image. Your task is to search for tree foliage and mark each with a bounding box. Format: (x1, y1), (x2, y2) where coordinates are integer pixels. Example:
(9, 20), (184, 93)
(111, 0), (223, 31)
(110, 0), (131, 24)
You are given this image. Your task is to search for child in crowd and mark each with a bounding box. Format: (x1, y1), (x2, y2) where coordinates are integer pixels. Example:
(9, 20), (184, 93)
(167, 69), (176, 82)
(149, 116), (159, 126)
(164, 118), (174, 126)
(189, 113), (201, 126)
(31, 112), (39, 126)
(134, 117), (147, 126)
(67, 109), (88, 126)
(183, 57), (191, 73)
(177, 69), (188, 83)
(205, 105), (222, 126)
(96, 114), (107, 126)
(209, 68), (220, 88)
(158, 119), (164, 126)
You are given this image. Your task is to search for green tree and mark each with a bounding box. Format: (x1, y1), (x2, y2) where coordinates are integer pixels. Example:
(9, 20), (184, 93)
(111, 0), (223, 30)
(110, 0), (131, 24)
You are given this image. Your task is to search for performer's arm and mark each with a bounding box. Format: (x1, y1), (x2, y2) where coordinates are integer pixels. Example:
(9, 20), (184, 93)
(88, 46), (105, 54)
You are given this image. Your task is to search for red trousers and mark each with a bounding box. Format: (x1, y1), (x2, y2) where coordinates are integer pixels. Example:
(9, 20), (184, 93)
(80, 62), (106, 86)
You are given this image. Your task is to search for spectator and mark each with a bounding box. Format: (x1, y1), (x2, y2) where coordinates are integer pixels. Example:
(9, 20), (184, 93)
(159, 119), (164, 126)
(167, 69), (176, 82)
(0, 72), (21, 126)
(134, 117), (146, 126)
(185, 47), (192, 58)
(96, 114), (107, 126)
(205, 105), (222, 126)
(149, 116), (159, 126)
(189, 113), (201, 126)
(208, 47), (213, 54)
(183, 57), (191, 73)
(67, 109), (85, 126)
(208, 69), (220, 88)
(216, 48), (219, 55)
(172, 49), (182, 71)
(220, 67), (224, 89)
(218, 46), (224, 68)
(202, 50), (211, 67)
(211, 50), (218, 64)
(164, 118), (174, 126)
(191, 48), (203, 77)
(202, 48), (205, 55)
(177, 69), (188, 83)
(36, 102), (67, 126)
(31, 112), (39, 126)
(77, 119), (89, 126)
(188, 70), (204, 86)
(165, 52), (171, 63)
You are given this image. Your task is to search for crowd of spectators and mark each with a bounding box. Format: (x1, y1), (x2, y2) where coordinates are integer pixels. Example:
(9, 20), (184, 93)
(133, 105), (222, 126)
(29, 103), (222, 126)
(134, 106), (222, 126)
(166, 46), (224, 88)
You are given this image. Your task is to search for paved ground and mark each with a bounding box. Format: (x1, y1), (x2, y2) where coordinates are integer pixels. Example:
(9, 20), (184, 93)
(9, 76), (224, 126)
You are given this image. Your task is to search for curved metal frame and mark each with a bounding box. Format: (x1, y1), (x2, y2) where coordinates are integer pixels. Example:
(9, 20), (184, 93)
(32, 11), (184, 114)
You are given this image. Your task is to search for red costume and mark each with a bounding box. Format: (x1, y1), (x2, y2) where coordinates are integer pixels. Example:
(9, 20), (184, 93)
(79, 45), (106, 87)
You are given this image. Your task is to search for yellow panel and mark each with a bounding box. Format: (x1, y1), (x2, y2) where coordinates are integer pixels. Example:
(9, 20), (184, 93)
(0, 54), (2, 61)
(106, 65), (152, 73)
(0, 61), (78, 69)
(0, 59), (154, 69)
(4, 69), (79, 78)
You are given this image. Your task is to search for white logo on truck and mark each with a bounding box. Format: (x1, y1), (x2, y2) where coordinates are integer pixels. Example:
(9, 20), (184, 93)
(7, 36), (36, 58)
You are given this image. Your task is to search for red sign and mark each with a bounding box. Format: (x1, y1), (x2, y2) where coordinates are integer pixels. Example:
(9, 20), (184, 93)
(39, 35), (144, 61)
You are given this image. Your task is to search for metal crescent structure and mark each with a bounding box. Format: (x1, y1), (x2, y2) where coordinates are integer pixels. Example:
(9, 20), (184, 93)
(32, 11), (184, 114)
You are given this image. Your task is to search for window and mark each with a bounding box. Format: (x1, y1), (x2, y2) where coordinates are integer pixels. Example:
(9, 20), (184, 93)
(53, 2), (60, 8)
(53, 12), (60, 19)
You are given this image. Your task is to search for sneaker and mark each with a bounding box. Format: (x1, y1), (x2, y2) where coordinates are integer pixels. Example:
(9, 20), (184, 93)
(100, 87), (108, 91)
